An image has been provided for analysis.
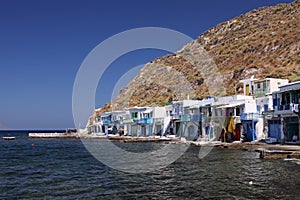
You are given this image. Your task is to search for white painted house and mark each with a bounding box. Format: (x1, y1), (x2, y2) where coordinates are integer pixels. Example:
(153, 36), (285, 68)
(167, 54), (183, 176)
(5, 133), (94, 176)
(171, 100), (202, 139)
(273, 81), (300, 144)
(240, 77), (288, 97)
(123, 106), (168, 137)
(239, 77), (289, 141)
(206, 94), (258, 142)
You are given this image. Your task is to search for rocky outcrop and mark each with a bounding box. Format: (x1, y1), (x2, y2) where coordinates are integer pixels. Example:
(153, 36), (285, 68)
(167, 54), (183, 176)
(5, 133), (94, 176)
(102, 0), (300, 112)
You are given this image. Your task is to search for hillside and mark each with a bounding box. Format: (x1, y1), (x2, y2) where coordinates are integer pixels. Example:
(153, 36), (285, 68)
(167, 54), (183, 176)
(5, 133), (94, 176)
(101, 0), (300, 112)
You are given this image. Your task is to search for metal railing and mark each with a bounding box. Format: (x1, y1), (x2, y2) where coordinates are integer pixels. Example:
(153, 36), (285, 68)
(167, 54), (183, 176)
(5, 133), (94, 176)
(277, 104), (291, 111)
(137, 118), (153, 124)
(102, 120), (114, 126)
(179, 114), (203, 122)
(170, 113), (180, 120)
(240, 113), (260, 121)
(123, 118), (134, 124)
(253, 90), (267, 97)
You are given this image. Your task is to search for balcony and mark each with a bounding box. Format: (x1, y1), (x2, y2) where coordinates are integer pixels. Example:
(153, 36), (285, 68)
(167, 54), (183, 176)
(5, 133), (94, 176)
(123, 118), (134, 124)
(116, 119), (124, 125)
(204, 116), (240, 124)
(277, 104), (291, 111)
(240, 113), (260, 121)
(190, 114), (203, 121)
(137, 118), (153, 124)
(180, 114), (190, 122)
(253, 90), (267, 98)
(274, 104), (293, 115)
(170, 113), (180, 120)
(102, 120), (113, 126)
(180, 114), (203, 122)
(262, 111), (274, 119)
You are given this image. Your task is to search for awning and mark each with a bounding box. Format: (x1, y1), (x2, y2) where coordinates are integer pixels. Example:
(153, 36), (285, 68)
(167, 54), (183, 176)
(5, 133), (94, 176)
(143, 108), (153, 114)
(189, 103), (212, 109)
(279, 81), (300, 92)
(217, 102), (244, 109)
(101, 113), (111, 117)
(189, 105), (199, 109)
(199, 103), (212, 107)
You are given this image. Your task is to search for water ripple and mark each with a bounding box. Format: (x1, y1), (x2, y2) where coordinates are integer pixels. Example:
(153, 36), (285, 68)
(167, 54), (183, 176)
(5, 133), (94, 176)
(1, 137), (300, 199)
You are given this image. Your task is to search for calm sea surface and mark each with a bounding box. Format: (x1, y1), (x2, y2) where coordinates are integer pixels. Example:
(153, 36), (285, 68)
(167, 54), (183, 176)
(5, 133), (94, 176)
(1, 131), (300, 199)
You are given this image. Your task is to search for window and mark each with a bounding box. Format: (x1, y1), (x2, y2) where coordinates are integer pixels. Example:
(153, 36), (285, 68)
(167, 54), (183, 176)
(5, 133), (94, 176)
(281, 93), (290, 104)
(257, 83), (261, 89)
(273, 98), (277, 107)
(132, 112), (138, 119)
(263, 82), (267, 90)
(286, 93), (290, 104)
(236, 107), (240, 116)
(264, 104), (269, 111)
(246, 84), (250, 95)
(208, 107), (212, 116)
(291, 91), (296, 103)
(257, 105), (261, 113)
(291, 91), (300, 103)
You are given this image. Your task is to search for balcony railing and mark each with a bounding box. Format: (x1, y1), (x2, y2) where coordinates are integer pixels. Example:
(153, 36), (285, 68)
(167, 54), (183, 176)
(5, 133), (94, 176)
(180, 114), (190, 122)
(253, 90), (267, 97)
(170, 113), (180, 120)
(180, 114), (203, 122)
(204, 116), (240, 124)
(277, 104), (291, 111)
(137, 118), (153, 124)
(116, 119), (124, 125)
(123, 118), (134, 124)
(191, 114), (203, 121)
(102, 120), (113, 126)
(262, 111), (274, 119)
(240, 113), (260, 121)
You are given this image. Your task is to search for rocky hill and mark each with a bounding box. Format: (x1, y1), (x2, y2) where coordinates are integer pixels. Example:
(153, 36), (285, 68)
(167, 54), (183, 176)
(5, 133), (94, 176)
(101, 0), (300, 112)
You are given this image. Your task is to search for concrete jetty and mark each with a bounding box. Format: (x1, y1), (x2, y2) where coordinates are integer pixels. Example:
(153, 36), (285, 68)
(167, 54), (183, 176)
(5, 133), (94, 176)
(256, 148), (300, 159)
(28, 132), (180, 142)
(107, 135), (180, 142)
(29, 132), (79, 138)
(190, 140), (300, 161)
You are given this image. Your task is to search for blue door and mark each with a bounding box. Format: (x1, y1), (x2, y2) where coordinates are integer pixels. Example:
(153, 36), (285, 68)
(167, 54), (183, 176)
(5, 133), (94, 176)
(268, 120), (281, 140)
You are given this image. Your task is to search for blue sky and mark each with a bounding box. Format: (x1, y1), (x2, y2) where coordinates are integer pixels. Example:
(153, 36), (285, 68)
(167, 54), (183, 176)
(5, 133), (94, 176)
(0, 0), (294, 130)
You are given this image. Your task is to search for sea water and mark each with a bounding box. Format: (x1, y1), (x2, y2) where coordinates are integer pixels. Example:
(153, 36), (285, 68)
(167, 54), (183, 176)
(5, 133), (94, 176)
(1, 131), (300, 199)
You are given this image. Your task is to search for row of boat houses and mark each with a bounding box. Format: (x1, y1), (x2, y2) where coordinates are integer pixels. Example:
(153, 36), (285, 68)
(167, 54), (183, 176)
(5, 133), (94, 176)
(86, 77), (300, 144)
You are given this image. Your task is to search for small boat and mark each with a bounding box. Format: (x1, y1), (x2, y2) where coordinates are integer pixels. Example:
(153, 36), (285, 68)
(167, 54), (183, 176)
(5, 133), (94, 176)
(2, 136), (16, 140)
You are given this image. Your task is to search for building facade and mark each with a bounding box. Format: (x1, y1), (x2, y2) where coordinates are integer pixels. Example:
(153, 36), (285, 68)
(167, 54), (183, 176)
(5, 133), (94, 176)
(273, 81), (300, 144)
(86, 78), (299, 144)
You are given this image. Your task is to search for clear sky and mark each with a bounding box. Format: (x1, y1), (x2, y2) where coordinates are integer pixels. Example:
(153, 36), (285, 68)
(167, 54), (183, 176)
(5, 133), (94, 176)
(0, 0), (294, 130)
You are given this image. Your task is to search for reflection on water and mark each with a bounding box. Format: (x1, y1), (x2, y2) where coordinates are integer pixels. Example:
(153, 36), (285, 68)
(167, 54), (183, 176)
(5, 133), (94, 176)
(0, 132), (299, 199)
